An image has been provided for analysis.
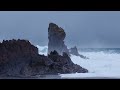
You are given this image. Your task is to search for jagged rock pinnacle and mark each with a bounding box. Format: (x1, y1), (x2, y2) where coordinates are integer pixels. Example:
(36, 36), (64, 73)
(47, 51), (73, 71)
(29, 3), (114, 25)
(48, 23), (69, 55)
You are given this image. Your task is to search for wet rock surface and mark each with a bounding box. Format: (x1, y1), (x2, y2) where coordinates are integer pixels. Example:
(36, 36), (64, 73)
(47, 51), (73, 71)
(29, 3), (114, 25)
(48, 50), (88, 74)
(0, 39), (88, 78)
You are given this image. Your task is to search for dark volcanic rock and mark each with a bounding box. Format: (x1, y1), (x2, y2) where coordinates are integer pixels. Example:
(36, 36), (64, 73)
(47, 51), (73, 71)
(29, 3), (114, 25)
(0, 39), (52, 76)
(48, 50), (88, 73)
(0, 39), (53, 76)
(0, 39), (38, 64)
(0, 39), (88, 77)
(48, 23), (69, 56)
(0, 39), (40, 76)
(69, 46), (89, 59)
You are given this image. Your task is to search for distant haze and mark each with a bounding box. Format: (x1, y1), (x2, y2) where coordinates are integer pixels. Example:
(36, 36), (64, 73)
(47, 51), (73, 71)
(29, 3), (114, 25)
(0, 11), (120, 48)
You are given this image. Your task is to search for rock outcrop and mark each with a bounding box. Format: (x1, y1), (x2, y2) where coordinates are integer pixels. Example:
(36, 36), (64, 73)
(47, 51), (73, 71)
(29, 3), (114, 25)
(48, 23), (69, 56)
(0, 39), (88, 77)
(0, 39), (39, 76)
(48, 50), (88, 73)
(69, 46), (89, 59)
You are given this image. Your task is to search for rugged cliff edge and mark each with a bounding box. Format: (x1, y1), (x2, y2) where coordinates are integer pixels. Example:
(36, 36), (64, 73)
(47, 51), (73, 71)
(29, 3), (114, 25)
(0, 39), (88, 77)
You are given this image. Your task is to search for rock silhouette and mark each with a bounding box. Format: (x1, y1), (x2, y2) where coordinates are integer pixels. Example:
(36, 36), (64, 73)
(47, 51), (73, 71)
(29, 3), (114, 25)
(0, 39), (88, 77)
(69, 46), (89, 59)
(48, 23), (69, 56)
(48, 50), (88, 73)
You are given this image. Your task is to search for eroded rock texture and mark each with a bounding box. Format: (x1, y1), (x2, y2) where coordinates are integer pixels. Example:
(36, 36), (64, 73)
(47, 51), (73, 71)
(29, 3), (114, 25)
(48, 23), (69, 56)
(0, 39), (88, 77)
(48, 50), (88, 73)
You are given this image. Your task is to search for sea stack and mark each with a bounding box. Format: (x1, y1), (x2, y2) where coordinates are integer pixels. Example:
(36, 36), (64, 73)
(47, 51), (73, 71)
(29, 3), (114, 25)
(0, 23), (88, 78)
(48, 23), (69, 56)
(69, 46), (80, 56)
(69, 46), (89, 59)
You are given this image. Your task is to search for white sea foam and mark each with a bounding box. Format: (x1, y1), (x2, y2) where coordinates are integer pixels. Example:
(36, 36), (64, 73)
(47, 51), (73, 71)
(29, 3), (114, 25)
(36, 45), (48, 55)
(37, 45), (120, 78)
(61, 52), (120, 78)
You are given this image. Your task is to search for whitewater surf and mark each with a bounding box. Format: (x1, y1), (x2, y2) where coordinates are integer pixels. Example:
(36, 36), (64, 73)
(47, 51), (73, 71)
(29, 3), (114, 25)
(37, 45), (120, 79)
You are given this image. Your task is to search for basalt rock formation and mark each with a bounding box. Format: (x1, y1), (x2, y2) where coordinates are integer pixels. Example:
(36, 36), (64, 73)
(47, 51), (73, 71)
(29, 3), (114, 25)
(48, 23), (88, 59)
(0, 39), (40, 76)
(48, 50), (88, 73)
(0, 39), (88, 77)
(69, 46), (89, 59)
(48, 23), (69, 56)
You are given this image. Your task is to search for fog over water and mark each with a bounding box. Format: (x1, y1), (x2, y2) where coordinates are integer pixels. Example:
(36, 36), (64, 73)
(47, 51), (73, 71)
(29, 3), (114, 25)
(0, 11), (120, 48)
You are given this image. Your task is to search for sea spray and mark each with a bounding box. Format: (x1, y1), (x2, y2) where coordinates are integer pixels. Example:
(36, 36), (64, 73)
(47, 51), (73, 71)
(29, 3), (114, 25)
(37, 46), (120, 78)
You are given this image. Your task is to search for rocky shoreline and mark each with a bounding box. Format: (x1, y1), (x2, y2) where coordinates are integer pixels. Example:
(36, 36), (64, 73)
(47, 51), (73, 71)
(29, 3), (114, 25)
(0, 23), (88, 78)
(0, 75), (118, 79)
(0, 75), (61, 79)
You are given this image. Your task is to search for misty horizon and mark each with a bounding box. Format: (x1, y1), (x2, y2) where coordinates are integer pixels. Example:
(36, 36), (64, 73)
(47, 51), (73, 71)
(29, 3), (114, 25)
(0, 11), (120, 48)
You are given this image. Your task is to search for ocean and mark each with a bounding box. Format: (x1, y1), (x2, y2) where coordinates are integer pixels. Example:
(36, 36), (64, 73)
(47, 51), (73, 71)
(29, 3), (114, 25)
(79, 48), (120, 54)
(36, 45), (120, 79)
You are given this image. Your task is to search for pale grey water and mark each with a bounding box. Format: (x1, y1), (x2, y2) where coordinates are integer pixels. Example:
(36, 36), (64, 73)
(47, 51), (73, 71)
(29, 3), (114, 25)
(0, 75), (61, 79)
(79, 48), (120, 54)
(0, 75), (119, 79)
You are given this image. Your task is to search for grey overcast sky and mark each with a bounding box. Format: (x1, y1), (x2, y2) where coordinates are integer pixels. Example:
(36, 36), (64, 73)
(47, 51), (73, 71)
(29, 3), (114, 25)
(0, 11), (120, 48)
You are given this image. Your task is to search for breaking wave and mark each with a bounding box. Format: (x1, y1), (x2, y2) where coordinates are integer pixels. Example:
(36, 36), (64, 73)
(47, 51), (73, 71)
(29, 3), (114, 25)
(37, 45), (120, 78)
(36, 45), (48, 56)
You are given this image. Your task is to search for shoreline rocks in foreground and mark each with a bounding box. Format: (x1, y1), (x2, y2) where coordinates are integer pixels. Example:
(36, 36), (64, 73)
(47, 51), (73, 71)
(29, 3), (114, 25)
(0, 39), (88, 78)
